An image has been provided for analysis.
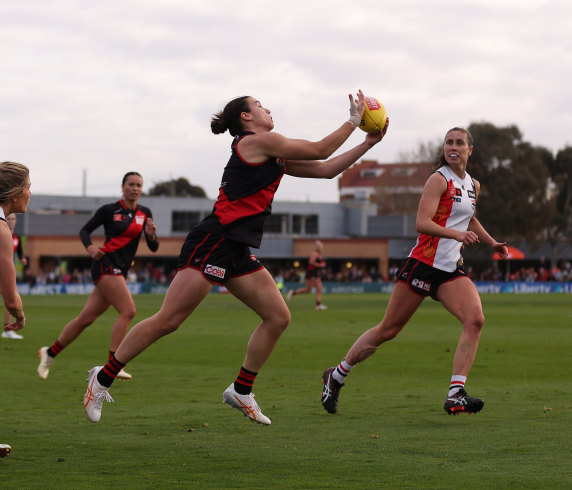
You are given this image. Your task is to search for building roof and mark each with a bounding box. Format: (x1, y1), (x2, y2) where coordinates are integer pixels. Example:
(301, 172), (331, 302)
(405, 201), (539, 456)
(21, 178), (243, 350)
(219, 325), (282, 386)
(339, 160), (433, 191)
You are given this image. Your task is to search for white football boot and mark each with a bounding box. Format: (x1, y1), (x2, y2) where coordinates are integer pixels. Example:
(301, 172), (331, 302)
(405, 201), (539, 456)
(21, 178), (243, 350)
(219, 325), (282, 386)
(84, 366), (114, 423)
(37, 347), (54, 379)
(116, 369), (132, 380)
(222, 384), (271, 426)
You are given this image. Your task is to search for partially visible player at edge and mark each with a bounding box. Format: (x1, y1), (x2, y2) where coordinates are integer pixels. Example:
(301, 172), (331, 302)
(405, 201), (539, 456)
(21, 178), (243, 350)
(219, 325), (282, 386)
(37, 172), (159, 380)
(321, 127), (508, 416)
(287, 240), (328, 310)
(83, 90), (389, 425)
(1, 213), (28, 339)
(0, 161), (31, 459)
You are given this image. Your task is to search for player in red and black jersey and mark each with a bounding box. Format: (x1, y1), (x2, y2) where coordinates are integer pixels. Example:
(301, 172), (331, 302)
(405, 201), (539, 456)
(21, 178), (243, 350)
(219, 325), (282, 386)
(2, 213), (28, 339)
(80, 198), (158, 283)
(83, 91), (389, 425)
(38, 172), (159, 380)
(286, 240), (328, 310)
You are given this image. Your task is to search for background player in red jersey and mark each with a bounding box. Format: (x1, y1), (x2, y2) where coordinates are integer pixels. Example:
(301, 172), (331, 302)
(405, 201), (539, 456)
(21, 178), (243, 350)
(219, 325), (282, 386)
(321, 127), (508, 416)
(82, 91), (389, 425)
(287, 240), (328, 310)
(1, 213), (28, 339)
(0, 161), (31, 459)
(37, 172), (159, 380)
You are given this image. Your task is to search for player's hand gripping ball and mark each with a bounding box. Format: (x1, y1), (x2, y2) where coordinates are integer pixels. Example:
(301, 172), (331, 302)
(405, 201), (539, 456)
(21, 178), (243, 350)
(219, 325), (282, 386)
(359, 97), (388, 134)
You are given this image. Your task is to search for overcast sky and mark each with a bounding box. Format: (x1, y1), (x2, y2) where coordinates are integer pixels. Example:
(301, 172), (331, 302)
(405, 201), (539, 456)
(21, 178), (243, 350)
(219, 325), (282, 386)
(1, 0), (570, 203)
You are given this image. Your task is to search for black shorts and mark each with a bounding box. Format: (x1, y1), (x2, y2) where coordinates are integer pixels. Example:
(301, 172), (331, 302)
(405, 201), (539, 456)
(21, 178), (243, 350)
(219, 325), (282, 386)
(91, 257), (128, 284)
(395, 257), (467, 299)
(305, 269), (321, 280)
(177, 229), (264, 285)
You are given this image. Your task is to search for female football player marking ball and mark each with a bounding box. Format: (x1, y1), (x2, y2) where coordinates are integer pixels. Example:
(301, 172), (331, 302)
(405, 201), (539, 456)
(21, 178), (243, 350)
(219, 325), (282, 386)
(83, 91), (389, 425)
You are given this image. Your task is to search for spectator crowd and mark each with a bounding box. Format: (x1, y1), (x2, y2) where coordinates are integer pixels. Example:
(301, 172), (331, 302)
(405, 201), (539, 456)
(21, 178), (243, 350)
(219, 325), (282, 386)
(16, 259), (572, 289)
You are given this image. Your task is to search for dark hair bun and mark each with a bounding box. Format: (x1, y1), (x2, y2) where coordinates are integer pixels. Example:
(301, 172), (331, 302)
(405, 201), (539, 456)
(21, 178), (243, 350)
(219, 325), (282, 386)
(211, 112), (228, 135)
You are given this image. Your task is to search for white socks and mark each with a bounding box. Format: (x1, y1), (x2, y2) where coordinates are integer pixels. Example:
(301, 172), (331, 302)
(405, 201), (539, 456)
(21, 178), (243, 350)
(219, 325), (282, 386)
(332, 359), (354, 385)
(448, 375), (467, 397)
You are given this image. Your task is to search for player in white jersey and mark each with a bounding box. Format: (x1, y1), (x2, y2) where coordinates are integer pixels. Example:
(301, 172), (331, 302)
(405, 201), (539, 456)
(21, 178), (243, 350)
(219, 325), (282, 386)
(321, 127), (509, 416)
(409, 164), (477, 272)
(0, 161), (31, 459)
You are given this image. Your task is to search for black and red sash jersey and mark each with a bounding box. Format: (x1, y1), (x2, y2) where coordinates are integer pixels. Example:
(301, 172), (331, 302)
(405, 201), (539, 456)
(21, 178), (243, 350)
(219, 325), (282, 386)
(79, 200), (159, 270)
(307, 254), (325, 272)
(197, 131), (286, 248)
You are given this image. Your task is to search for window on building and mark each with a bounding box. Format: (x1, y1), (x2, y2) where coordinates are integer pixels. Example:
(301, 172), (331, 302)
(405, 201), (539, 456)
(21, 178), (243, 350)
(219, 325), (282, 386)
(264, 213), (288, 234)
(292, 214), (303, 234)
(292, 214), (319, 235)
(172, 211), (201, 232)
(361, 169), (384, 178)
(306, 214), (319, 234)
(392, 168), (415, 177)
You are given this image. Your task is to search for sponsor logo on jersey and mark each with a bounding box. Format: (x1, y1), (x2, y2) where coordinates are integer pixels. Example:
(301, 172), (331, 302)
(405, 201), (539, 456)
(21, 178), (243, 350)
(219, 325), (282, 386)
(113, 214), (125, 221)
(455, 188), (462, 196)
(205, 264), (226, 279)
(113, 267), (122, 275)
(467, 190), (476, 199)
(136, 215), (145, 225)
(411, 278), (431, 292)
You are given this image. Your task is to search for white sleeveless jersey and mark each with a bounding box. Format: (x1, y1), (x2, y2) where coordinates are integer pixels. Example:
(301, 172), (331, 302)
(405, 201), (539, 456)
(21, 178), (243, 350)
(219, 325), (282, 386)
(409, 166), (477, 272)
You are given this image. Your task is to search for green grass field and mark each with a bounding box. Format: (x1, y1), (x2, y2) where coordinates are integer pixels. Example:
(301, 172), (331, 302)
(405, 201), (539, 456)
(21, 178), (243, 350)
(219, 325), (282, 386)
(1, 293), (571, 489)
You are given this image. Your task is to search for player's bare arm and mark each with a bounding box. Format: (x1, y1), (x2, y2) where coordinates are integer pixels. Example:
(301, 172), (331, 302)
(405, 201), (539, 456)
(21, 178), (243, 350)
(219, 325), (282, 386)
(285, 125), (387, 179)
(0, 228), (25, 329)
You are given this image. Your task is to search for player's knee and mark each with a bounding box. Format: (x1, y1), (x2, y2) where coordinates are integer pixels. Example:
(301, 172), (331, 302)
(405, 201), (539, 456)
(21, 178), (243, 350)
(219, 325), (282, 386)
(464, 312), (485, 335)
(277, 309), (291, 331)
(126, 307), (137, 321)
(160, 320), (181, 335)
(119, 305), (136, 321)
(472, 313), (485, 331)
(268, 308), (290, 335)
(382, 329), (399, 342)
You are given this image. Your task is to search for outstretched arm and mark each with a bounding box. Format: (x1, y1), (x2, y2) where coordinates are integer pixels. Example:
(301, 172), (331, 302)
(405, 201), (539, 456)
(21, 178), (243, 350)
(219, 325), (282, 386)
(239, 91), (367, 163)
(285, 120), (389, 179)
